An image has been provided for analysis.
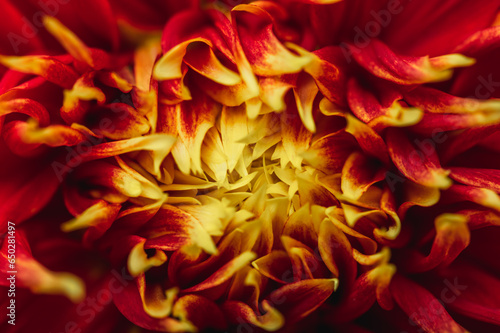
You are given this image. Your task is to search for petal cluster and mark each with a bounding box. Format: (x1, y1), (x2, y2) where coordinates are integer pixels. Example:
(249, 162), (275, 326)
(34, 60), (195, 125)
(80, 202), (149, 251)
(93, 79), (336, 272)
(1, 1), (500, 333)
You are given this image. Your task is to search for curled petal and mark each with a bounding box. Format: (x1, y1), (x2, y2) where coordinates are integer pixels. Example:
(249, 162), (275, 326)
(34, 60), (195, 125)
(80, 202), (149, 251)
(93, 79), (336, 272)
(127, 237), (167, 277)
(404, 214), (470, 273)
(398, 180), (441, 218)
(223, 300), (284, 331)
(0, 98), (49, 126)
(252, 250), (293, 284)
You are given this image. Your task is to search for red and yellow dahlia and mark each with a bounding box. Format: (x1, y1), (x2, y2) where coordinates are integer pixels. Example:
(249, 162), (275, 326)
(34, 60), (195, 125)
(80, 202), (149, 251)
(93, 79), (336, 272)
(1, 0), (500, 332)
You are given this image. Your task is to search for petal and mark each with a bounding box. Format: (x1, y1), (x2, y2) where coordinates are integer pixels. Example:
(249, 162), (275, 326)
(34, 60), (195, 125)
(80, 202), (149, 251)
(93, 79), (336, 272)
(60, 200), (121, 246)
(441, 124), (500, 163)
(0, 231), (85, 303)
(183, 251), (256, 292)
(398, 181), (441, 218)
(293, 72), (319, 133)
(390, 274), (468, 333)
(454, 26), (500, 56)
(172, 294), (227, 331)
(351, 39), (475, 85)
(434, 262), (500, 326)
(232, 3), (313, 76)
(386, 128), (452, 189)
(302, 130), (357, 173)
(0, 55), (78, 88)
(449, 167), (500, 193)
(457, 209), (500, 230)
(160, 93), (219, 175)
(341, 152), (386, 200)
(140, 205), (217, 254)
(265, 278), (338, 322)
(136, 273), (177, 318)
(318, 219), (356, 287)
(405, 86), (500, 114)
(43, 16), (94, 67)
(0, 159), (60, 224)
(330, 264), (396, 322)
(443, 185), (500, 213)
(403, 213), (470, 273)
(347, 78), (423, 131)
(113, 280), (197, 332)
(252, 250), (293, 284)
(3, 120), (87, 154)
(280, 96), (313, 169)
(77, 134), (177, 178)
(127, 238), (167, 277)
(222, 300), (284, 331)
(0, 98), (49, 126)
(342, 112), (390, 164)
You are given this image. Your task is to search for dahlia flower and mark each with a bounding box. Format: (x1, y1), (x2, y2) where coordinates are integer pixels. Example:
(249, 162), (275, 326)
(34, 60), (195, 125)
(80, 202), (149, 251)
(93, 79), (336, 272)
(1, 0), (500, 332)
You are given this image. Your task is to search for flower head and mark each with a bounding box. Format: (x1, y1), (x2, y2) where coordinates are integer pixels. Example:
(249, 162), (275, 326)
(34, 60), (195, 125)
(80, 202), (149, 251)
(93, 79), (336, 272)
(1, 1), (500, 332)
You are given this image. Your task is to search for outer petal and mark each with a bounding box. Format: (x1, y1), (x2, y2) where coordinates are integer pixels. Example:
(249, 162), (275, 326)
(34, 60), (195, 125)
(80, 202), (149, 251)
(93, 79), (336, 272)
(433, 262), (500, 326)
(0, 231), (85, 303)
(390, 274), (468, 333)
(351, 39), (475, 85)
(265, 278), (338, 322)
(449, 167), (500, 193)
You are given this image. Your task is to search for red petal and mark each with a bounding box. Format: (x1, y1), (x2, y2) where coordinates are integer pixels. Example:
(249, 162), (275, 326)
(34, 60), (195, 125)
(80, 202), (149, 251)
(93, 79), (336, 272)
(390, 274), (468, 333)
(434, 262), (500, 326)
(402, 213), (470, 273)
(386, 128), (452, 189)
(0, 55), (78, 89)
(232, 3), (313, 76)
(449, 167), (500, 193)
(351, 39), (474, 85)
